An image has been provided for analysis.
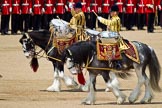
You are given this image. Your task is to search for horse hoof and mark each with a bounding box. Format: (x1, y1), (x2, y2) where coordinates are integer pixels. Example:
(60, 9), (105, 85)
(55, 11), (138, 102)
(140, 99), (152, 104)
(81, 100), (94, 105)
(105, 87), (110, 92)
(80, 85), (89, 92)
(128, 97), (136, 104)
(117, 97), (125, 104)
(46, 86), (60, 92)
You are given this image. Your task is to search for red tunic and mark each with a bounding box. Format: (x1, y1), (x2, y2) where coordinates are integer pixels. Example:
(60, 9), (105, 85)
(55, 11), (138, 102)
(137, 0), (145, 13)
(90, 0), (98, 13)
(125, 0), (136, 13)
(115, 0), (124, 13)
(12, 0), (21, 14)
(44, 0), (55, 14)
(21, 0), (32, 14)
(144, 0), (155, 13)
(1, 0), (12, 15)
(33, 0), (43, 15)
(56, 0), (65, 14)
(81, 0), (87, 12)
(102, 0), (111, 13)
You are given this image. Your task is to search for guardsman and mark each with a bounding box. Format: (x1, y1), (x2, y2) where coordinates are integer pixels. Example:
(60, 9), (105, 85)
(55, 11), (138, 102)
(100, 0), (111, 30)
(157, 0), (162, 27)
(55, 0), (65, 19)
(1, 0), (12, 35)
(42, 0), (55, 30)
(20, 0), (32, 33)
(136, 0), (145, 30)
(69, 2), (86, 41)
(90, 0), (98, 29)
(115, 0), (125, 27)
(145, 0), (155, 33)
(33, 0), (43, 30)
(125, 0), (136, 30)
(11, 0), (21, 34)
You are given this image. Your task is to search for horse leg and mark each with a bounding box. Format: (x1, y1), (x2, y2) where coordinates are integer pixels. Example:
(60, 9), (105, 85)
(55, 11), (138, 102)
(56, 63), (78, 89)
(81, 72), (96, 105)
(106, 72), (126, 104)
(128, 65), (145, 103)
(104, 72), (119, 92)
(140, 73), (153, 103)
(46, 66), (61, 92)
(59, 71), (78, 89)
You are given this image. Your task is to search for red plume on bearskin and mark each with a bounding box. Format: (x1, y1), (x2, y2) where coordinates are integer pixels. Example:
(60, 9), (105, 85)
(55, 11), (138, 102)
(30, 57), (39, 72)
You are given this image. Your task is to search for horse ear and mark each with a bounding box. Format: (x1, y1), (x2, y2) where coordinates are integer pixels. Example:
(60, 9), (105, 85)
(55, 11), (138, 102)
(67, 49), (72, 56)
(61, 49), (72, 63)
(19, 33), (28, 44)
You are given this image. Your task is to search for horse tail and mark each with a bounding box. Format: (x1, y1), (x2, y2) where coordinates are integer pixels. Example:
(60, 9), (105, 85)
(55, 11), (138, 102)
(148, 46), (161, 92)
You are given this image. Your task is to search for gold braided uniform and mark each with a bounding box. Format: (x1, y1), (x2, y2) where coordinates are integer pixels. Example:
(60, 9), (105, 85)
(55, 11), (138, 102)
(99, 15), (121, 33)
(99, 16), (129, 50)
(69, 9), (86, 41)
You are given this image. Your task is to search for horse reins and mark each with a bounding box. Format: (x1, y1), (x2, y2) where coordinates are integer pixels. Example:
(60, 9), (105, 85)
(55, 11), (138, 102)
(32, 31), (62, 62)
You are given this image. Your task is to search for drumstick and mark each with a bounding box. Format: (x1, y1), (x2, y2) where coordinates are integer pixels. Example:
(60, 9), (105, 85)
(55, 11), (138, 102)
(92, 10), (98, 17)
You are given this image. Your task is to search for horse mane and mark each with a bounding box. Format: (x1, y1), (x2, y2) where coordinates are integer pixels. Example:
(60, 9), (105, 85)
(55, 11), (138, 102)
(27, 30), (52, 49)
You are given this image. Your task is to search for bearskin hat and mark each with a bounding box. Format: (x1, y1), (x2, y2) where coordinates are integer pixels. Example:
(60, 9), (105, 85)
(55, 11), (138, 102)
(74, 2), (82, 8)
(111, 5), (119, 12)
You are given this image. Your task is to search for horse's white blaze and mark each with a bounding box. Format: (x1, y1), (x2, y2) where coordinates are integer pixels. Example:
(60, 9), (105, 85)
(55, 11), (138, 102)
(66, 58), (78, 74)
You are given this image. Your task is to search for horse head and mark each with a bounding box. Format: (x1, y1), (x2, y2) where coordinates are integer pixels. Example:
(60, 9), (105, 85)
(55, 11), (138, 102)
(19, 33), (35, 58)
(50, 18), (75, 37)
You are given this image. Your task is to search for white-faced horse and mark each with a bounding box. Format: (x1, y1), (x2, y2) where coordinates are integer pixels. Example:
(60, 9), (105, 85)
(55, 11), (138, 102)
(62, 40), (161, 105)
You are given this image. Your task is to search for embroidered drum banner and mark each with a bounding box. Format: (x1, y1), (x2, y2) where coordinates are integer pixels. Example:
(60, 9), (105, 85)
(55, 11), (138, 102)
(97, 42), (122, 61)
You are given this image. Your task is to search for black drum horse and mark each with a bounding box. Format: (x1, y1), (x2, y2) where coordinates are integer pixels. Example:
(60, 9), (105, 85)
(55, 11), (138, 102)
(61, 40), (161, 105)
(19, 30), (79, 92)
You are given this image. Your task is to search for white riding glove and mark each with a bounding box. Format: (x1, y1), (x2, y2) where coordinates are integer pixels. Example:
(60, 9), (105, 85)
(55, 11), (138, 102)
(69, 3), (73, 9)
(97, 16), (102, 21)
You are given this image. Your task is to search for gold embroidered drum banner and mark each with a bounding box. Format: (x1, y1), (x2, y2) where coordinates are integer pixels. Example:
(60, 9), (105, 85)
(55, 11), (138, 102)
(97, 42), (122, 61)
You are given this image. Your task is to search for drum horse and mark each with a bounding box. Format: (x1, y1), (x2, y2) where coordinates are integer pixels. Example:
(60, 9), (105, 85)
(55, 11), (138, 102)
(61, 31), (161, 104)
(19, 19), (119, 92)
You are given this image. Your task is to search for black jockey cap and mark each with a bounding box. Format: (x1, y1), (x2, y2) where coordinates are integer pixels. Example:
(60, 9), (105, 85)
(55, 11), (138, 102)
(111, 5), (119, 12)
(74, 2), (82, 8)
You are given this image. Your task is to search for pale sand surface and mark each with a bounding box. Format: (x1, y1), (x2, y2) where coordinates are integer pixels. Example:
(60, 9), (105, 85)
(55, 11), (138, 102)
(0, 27), (162, 108)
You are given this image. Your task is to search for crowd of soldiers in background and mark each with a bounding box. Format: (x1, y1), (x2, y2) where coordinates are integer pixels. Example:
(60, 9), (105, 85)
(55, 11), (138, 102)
(0, 0), (162, 35)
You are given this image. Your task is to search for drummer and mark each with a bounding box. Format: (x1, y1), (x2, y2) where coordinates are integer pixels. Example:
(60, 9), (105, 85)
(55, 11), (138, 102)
(97, 5), (121, 38)
(68, 2), (86, 41)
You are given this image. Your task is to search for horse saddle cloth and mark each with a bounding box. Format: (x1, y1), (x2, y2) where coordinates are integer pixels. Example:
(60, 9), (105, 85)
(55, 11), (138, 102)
(53, 36), (76, 54)
(97, 39), (140, 64)
(97, 40), (122, 61)
(123, 40), (140, 64)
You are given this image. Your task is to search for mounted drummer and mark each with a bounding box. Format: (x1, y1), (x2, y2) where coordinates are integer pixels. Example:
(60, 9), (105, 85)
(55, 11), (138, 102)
(68, 2), (86, 41)
(96, 5), (130, 69)
(97, 4), (121, 38)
